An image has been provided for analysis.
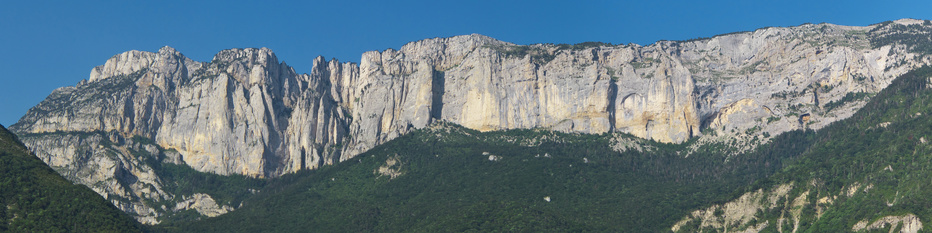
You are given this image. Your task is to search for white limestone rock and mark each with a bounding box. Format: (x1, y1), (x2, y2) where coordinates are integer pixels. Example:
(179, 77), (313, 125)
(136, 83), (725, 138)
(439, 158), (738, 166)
(10, 20), (932, 224)
(172, 193), (234, 217)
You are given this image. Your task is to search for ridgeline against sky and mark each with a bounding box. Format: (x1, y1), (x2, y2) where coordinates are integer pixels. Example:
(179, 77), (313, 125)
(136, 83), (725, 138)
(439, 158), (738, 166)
(2, 0), (930, 126)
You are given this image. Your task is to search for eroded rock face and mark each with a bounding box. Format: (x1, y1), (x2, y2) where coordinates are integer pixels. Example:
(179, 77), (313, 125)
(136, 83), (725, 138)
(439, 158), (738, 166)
(853, 214), (923, 233)
(10, 19), (932, 223)
(172, 193), (234, 217)
(671, 181), (925, 233)
(17, 132), (172, 224)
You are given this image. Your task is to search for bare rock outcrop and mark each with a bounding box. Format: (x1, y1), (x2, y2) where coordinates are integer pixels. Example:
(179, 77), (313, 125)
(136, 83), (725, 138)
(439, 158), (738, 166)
(172, 193), (234, 217)
(672, 180), (924, 233)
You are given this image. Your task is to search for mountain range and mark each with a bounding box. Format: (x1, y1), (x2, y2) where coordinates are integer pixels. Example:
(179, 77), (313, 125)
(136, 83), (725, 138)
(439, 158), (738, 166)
(6, 18), (932, 231)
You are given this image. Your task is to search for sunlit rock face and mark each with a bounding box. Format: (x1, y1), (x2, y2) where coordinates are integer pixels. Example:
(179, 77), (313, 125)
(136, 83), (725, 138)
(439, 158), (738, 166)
(10, 19), (932, 223)
(15, 21), (932, 177)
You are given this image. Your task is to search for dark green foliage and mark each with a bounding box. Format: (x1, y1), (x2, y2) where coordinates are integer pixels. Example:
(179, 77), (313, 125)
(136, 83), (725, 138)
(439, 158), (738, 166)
(485, 45), (555, 63)
(0, 125), (142, 232)
(719, 66), (932, 232)
(821, 92), (874, 113)
(492, 45), (522, 57)
(776, 66), (932, 186)
(153, 119), (816, 232)
(151, 162), (266, 222)
(487, 41), (614, 65)
(870, 22), (932, 54)
(8, 131), (267, 225)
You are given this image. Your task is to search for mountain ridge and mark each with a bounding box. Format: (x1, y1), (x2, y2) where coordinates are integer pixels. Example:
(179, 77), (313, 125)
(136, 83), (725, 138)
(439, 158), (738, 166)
(12, 19), (932, 223)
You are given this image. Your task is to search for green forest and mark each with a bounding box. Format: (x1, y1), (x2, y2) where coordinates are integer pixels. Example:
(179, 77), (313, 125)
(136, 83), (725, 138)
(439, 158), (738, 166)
(0, 125), (142, 232)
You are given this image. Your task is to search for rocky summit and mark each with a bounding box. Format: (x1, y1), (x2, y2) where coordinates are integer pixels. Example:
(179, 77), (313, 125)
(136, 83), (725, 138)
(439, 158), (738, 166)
(10, 19), (932, 223)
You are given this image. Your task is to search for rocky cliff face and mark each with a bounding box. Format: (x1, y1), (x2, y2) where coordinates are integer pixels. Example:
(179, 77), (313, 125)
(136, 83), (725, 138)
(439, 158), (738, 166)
(11, 19), (932, 223)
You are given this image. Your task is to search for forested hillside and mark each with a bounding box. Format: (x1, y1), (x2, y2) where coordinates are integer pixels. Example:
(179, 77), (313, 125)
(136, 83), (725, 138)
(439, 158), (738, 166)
(673, 66), (932, 232)
(0, 124), (141, 232)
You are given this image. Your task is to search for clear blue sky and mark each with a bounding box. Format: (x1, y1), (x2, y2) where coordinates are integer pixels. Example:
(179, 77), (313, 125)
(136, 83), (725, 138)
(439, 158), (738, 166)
(1, 0), (929, 126)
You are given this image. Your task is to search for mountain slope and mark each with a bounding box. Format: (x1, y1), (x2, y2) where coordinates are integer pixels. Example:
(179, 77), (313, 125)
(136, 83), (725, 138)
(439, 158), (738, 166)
(672, 66), (932, 232)
(0, 124), (141, 232)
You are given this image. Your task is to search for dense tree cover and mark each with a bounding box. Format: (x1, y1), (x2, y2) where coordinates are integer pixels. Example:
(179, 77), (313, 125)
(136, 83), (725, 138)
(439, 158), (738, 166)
(674, 66), (932, 232)
(754, 66), (932, 232)
(147, 161), (267, 224)
(870, 21), (932, 54)
(0, 125), (142, 232)
(151, 120), (815, 231)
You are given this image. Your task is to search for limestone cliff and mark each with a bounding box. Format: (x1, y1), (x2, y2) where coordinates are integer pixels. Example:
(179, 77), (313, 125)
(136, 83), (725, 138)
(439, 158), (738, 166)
(11, 19), (932, 223)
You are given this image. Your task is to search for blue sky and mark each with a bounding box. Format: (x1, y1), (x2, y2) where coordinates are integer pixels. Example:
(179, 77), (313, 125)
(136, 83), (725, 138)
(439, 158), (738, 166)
(1, 0), (930, 126)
